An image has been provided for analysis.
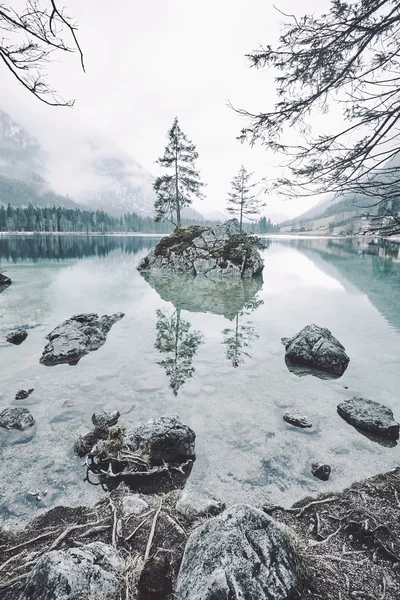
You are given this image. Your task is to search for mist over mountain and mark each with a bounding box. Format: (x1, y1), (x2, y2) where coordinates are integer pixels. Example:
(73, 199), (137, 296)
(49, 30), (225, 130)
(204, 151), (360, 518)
(0, 109), (206, 220)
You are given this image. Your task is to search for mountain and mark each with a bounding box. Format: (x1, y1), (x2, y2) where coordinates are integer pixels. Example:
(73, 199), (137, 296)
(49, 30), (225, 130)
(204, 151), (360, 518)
(0, 111), (78, 209)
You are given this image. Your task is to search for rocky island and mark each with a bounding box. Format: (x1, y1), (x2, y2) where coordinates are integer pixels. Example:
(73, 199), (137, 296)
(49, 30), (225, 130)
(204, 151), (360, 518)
(137, 219), (264, 278)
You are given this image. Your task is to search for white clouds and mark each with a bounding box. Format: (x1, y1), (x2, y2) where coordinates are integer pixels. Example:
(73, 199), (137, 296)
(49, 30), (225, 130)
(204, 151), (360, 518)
(0, 0), (330, 219)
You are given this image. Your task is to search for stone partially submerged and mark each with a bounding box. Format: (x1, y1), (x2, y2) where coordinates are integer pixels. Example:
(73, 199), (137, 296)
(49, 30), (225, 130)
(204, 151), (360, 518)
(6, 329), (28, 345)
(21, 542), (121, 600)
(40, 313), (124, 366)
(177, 504), (300, 600)
(137, 219), (264, 278)
(282, 324), (350, 376)
(338, 397), (399, 440)
(0, 272), (11, 287)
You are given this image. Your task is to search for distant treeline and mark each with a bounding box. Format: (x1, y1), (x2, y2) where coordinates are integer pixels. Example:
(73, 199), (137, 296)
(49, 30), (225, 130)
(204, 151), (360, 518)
(0, 204), (280, 234)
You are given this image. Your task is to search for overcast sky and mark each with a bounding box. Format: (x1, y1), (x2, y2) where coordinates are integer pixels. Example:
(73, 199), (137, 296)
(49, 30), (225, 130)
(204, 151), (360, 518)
(1, 0), (331, 220)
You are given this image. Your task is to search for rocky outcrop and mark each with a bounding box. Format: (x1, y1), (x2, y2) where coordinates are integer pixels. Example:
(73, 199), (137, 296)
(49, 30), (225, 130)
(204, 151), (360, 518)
(282, 324), (350, 376)
(127, 416), (196, 466)
(0, 273), (11, 286)
(176, 486), (226, 523)
(137, 219), (264, 278)
(40, 312), (124, 366)
(0, 407), (35, 430)
(21, 541), (121, 600)
(6, 329), (28, 345)
(337, 397), (399, 440)
(177, 504), (300, 600)
(283, 411), (312, 428)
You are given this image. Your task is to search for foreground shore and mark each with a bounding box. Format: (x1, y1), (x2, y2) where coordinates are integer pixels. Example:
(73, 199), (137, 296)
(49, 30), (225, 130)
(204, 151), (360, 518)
(1, 469), (399, 599)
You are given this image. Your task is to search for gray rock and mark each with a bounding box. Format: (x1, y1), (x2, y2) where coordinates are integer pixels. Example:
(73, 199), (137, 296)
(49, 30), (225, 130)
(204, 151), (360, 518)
(311, 463), (331, 481)
(122, 494), (149, 517)
(21, 541), (121, 600)
(6, 329), (28, 345)
(337, 397), (399, 440)
(127, 416), (196, 466)
(0, 273), (11, 286)
(137, 219), (264, 279)
(283, 411), (312, 428)
(283, 324), (350, 376)
(40, 312), (124, 366)
(92, 409), (120, 428)
(176, 486), (226, 522)
(15, 389), (34, 400)
(176, 504), (300, 600)
(0, 407), (35, 430)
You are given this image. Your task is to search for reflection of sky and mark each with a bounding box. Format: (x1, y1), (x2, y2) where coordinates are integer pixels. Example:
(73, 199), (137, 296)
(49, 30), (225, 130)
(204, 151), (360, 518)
(262, 247), (345, 293)
(1, 237), (400, 526)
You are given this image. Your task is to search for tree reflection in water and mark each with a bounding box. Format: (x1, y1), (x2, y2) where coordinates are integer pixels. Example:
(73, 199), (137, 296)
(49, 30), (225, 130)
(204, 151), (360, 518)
(155, 308), (203, 395)
(222, 296), (264, 368)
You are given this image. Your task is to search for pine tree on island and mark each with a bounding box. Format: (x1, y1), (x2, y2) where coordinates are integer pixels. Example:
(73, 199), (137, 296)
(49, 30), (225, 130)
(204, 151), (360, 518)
(225, 166), (265, 231)
(153, 117), (204, 227)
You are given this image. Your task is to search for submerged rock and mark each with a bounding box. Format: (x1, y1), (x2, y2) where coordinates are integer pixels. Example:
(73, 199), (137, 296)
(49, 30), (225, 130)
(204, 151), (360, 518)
(177, 504), (300, 600)
(0, 272), (11, 286)
(21, 541), (121, 600)
(0, 407), (35, 430)
(92, 409), (120, 428)
(15, 389), (34, 400)
(6, 329), (28, 345)
(40, 312), (124, 366)
(283, 411), (312, 429)
(283, 324), (350, 376)
(176, 486), (226, 522)
(337, 397), (399, 440)
(137, 219), (264, 278)
(127, 415), (196, 466)
(312, 463), (331, 481)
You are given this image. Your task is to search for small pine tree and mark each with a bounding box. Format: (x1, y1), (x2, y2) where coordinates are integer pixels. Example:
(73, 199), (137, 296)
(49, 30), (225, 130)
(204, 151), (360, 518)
(154, 118), (204, 227)
(226, 166), (265, 231)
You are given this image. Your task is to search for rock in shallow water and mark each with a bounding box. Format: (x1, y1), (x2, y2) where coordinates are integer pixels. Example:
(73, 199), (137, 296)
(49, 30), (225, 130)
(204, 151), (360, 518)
(337, 397), (399, 440)
(176, 504), (300, 600)
(15, 389), (34, 400)
(127, 415), (196, 466)
(40, 312), (124, 366)
(312, 463), (331, 481)
(176, 486), (226, 522)
(6, 329), (28, 345)
(283, 324), (350, 376)
(283, 411), (312, 428)
(0, 407), (35, 430)
(137, 219), (264, 278)
(21, 541), (121, 600)
(0, 272), (11, 286)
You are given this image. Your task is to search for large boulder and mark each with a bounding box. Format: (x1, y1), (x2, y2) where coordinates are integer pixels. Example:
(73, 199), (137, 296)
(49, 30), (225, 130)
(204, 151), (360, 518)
(40, 312), (124, 366)
(137, 219), (264, 279)
(6, 329), (28, 345)
(21, 541), (121, 600)
(337, 397), (399, 440)
(0, 407), (35, 430)
(0, 272), (11, 286)
(127, 415), (196, 466)
(176, 504), (300, 600)
(282, 324), (349, 376)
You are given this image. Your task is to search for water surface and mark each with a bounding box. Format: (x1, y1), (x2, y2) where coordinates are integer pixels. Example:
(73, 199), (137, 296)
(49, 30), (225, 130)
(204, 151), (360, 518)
(1, 234), (400, 525)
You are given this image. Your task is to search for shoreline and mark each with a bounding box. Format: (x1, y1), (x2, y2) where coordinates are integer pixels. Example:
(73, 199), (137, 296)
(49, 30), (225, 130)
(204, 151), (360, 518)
(0, 468), (398, 598)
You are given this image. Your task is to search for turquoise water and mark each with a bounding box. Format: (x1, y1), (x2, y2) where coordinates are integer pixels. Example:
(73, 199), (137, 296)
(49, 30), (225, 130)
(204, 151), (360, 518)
(1, 234), (400, 525)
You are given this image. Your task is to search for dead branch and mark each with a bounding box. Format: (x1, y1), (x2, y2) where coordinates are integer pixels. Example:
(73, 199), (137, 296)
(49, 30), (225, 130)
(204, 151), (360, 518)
(144, 500), (162, 560)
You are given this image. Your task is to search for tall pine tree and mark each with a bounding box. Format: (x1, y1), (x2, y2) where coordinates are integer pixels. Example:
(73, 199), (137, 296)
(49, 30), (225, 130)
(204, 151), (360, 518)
(154, 118), (204, 227)
(226, 166), (264, 231)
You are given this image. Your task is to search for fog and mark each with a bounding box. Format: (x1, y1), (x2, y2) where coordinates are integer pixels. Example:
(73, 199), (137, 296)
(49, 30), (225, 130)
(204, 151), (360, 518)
(0, 0), (332, 220)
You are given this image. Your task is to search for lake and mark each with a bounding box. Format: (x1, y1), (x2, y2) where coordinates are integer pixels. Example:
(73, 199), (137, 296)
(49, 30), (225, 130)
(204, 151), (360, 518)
(1, 234), (400, 526)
